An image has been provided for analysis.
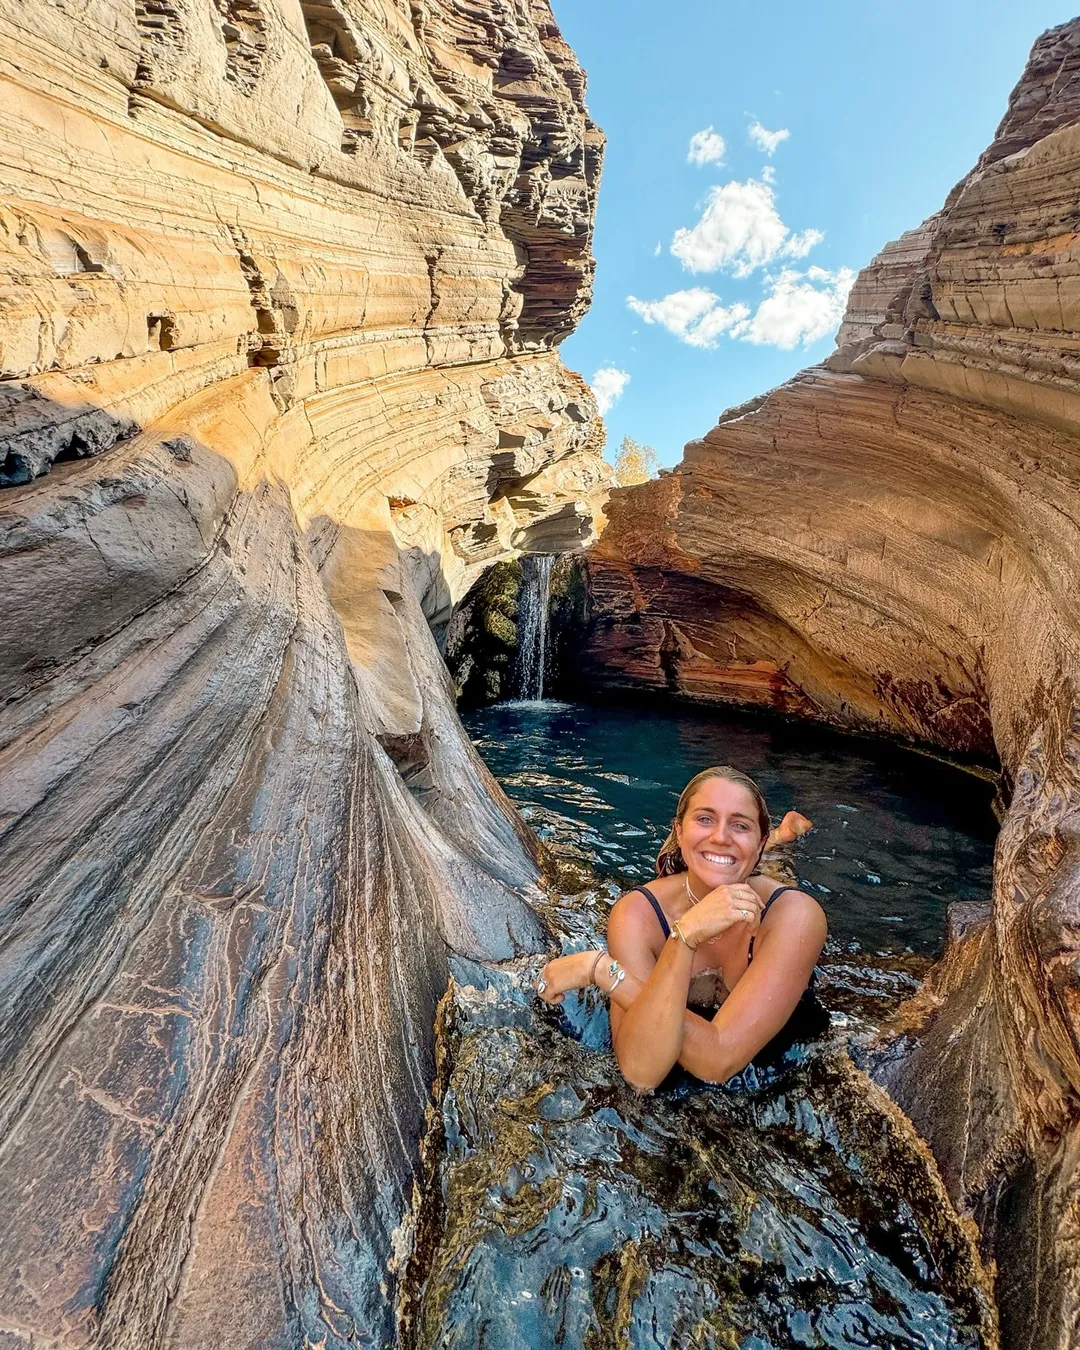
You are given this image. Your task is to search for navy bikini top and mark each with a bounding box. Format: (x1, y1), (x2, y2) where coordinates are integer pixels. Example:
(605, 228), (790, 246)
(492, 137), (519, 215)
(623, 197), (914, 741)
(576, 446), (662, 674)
(632, 881), (801, 963)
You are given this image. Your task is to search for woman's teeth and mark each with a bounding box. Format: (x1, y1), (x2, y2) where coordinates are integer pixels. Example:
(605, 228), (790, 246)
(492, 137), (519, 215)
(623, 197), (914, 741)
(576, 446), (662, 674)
(702, 852), (737, 866)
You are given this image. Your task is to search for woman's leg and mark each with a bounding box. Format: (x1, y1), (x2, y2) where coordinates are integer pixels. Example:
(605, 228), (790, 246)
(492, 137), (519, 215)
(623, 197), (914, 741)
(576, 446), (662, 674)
(766, 810), (813, 850)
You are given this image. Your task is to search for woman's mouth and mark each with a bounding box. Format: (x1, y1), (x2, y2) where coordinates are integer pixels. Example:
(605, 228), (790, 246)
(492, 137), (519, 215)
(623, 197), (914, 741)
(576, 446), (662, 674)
(700, 851), (739, 868)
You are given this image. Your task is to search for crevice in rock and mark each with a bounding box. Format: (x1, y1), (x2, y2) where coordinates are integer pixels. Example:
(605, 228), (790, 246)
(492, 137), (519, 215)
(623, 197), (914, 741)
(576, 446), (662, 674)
(72, 242), (106, 274)
(422, 249), (442, 364)
(215, 0), (267, 94)
(133, 0), (185, 83)
(299, 0), (379, 154)
(0, 381), (140, 488)
(229, 226), (296, 411)
(658, 620), (682, 692)
(377, 730), (433, 798)
(146, 312), (178, 351)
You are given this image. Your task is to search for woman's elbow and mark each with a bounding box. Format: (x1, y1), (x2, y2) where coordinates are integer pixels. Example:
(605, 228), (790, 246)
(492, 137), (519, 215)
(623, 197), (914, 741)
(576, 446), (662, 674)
(697, 1051), (749, 1086)
(613, 1044), (668, 1093)
(619, 1066), (664, 1093)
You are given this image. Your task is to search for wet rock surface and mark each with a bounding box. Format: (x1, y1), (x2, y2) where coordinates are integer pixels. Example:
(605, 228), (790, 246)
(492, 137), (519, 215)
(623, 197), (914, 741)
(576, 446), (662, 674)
(404, 925), (996, 1350)
(0, 0), (607, 1342)
(445, 558), (526, 705)
(573, 20), (1080, 1348)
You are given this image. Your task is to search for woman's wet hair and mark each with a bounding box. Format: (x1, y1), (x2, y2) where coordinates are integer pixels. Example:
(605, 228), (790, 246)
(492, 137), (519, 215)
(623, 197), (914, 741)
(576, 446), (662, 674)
(656, 766), (771, 877)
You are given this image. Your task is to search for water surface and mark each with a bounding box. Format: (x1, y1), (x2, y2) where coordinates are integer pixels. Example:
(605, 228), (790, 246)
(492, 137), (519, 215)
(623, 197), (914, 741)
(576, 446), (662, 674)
(464, 697), (997, 955)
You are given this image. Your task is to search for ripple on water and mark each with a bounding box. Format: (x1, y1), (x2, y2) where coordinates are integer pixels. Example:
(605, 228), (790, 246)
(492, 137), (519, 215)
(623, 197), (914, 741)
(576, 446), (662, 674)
(461, 697), (997, 955)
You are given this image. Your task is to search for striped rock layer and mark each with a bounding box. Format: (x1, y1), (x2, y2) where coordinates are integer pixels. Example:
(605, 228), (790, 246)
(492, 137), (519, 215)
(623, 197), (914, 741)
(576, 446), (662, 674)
(0, 0), (605, 1345)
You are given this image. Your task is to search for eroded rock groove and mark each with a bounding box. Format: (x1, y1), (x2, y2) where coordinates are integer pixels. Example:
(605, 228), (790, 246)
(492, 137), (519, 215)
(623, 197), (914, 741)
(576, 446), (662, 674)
(0, 0), (607, 1342)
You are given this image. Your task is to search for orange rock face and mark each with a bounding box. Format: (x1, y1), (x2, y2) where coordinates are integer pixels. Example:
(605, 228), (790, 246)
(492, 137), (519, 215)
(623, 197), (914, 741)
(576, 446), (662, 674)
(0, 0), (605, 1344)
(578, 20), (1080, 1349)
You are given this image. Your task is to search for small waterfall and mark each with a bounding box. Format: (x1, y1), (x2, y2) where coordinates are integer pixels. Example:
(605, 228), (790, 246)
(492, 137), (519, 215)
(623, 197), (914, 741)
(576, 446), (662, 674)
(513, 554), (554, 701)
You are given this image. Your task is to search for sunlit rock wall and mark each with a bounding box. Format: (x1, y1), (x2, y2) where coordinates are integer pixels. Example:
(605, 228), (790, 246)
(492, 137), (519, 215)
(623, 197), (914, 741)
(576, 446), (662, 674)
(576, 20), (1080, 1350)
(0, 0), (605, 1344)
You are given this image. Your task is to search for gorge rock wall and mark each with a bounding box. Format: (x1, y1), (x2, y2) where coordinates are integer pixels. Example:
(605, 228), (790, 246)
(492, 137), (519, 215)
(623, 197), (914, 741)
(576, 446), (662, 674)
(577, 20), (1080, 1350)
(0, 1), (605, 1345)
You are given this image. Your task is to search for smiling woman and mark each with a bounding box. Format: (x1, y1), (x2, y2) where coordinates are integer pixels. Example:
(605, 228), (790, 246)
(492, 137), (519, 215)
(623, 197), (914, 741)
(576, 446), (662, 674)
(537, 765), (828, 1090)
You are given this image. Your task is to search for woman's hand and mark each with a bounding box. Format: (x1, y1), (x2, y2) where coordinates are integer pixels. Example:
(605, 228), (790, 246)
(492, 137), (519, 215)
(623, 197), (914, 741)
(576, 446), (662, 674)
(680, 884), (764, 948)
(536, 949), (602, 1004)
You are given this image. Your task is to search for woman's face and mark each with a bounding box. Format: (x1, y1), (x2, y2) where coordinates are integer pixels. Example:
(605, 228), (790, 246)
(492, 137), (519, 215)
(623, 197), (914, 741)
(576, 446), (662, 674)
(675, 778), (763, 886)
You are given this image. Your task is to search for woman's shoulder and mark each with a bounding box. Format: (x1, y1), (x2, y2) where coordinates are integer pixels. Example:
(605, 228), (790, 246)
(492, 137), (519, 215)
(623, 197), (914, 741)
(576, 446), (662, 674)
(750, 873), (825, 918)
(614, 874), (680, 903)
(610, 877), (678, 933)
(755, 880), (827, 939)
(749, 874), (809, 902)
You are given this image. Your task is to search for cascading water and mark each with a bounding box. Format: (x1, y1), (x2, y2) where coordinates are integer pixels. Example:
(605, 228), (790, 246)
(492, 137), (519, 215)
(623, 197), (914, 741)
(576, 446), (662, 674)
(512, 553), (554, 701)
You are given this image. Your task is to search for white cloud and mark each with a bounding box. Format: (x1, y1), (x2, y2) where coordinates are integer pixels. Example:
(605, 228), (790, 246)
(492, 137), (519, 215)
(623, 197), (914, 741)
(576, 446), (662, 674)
(627, 289), (751, 349)
(748, 121), (790, 155)
(687, 126), (726, 167)
(653, 240), (661, 257)
(670, 177), (823, 276)
(781, 226), (824, 260)
(626, 265), (855, 352)
(761, 164), (776, 185)
(591, 366), (630, 416)
(736, 266), (856, 349)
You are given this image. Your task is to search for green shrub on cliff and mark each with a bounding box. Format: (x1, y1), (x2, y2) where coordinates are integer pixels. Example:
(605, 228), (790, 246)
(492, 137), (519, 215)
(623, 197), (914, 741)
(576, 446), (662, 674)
(483, 608), (517, 646)
(444, 558), (524, 704)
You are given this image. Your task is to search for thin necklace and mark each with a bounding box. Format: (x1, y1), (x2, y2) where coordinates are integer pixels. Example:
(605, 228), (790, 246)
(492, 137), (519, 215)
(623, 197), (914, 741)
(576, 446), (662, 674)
(684, 873), (705, 904)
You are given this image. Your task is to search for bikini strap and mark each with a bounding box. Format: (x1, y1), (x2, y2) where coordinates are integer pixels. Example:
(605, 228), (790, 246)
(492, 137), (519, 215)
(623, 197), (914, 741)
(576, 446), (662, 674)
(631, 885), (671, 941)
(748, 884), (803, 962)
(764, 883), (802, 914)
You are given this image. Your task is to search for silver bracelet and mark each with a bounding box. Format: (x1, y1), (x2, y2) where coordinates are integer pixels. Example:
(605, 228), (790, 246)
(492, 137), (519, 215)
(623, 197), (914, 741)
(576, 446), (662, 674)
(603, 958), (626, 994)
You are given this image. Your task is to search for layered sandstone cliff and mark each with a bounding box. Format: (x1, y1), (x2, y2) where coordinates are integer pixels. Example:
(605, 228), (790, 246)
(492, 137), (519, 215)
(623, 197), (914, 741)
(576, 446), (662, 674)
(577, 20), (1080, 1349)
(0, 2), (605, 1345)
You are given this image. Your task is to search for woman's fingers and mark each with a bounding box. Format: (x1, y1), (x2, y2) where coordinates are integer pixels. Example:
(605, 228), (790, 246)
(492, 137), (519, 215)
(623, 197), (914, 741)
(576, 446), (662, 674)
(536, 959), (554, 1002)
(731, 885), (763, 926)
(540, 962), (564, 1002)
(535, 954), (581, 1004)
(685, 884), (760, 943)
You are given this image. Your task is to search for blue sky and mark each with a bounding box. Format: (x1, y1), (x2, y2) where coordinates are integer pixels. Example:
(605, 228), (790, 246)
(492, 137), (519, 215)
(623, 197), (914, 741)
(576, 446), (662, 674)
(554, 1), (1077, 467)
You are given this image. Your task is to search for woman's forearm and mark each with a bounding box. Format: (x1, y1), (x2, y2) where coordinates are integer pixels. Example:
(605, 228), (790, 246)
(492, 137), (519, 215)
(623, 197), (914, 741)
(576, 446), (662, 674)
(601, 950), (747, 1089)
(602, 938), (692, 1088)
